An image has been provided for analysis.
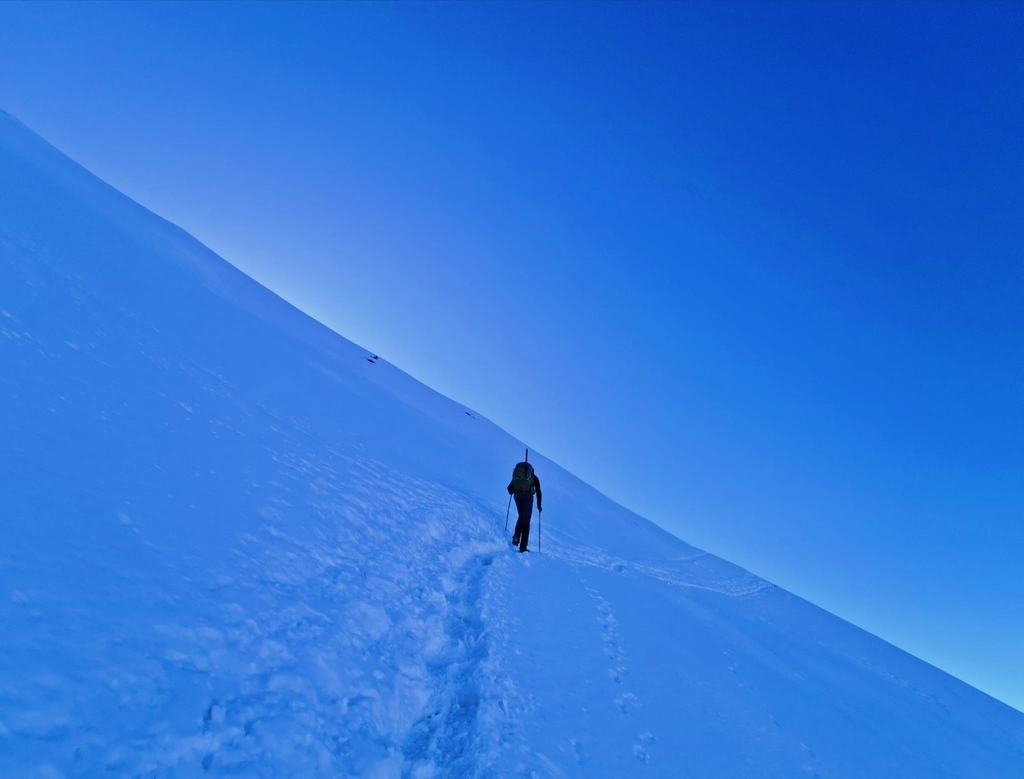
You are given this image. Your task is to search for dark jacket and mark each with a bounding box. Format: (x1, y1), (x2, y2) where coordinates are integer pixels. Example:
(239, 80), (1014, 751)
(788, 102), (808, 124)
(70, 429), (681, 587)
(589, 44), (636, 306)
(507, 470), (542, 511)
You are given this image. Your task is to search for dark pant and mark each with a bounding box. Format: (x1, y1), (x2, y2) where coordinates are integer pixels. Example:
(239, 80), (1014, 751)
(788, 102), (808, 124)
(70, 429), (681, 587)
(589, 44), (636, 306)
(512, 491), (533, 551)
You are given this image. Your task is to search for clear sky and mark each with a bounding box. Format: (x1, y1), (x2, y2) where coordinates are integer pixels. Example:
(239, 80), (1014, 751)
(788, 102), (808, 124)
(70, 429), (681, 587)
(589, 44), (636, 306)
(2, 1), (1022, 711)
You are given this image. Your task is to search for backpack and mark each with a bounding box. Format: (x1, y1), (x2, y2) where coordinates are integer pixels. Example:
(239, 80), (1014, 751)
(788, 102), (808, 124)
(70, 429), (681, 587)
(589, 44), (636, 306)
(511, 461), (535, 494)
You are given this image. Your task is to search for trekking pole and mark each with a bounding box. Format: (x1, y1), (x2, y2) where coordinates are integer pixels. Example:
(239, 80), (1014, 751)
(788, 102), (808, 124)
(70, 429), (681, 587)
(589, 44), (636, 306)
(538, 506), (541, 553)
(504, 493), (512, 533)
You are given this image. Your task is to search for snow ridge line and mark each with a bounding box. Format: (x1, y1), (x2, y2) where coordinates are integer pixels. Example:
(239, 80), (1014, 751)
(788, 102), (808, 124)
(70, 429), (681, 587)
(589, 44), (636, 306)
(401, 549), (497, 778)
(551, 543), (775, 599)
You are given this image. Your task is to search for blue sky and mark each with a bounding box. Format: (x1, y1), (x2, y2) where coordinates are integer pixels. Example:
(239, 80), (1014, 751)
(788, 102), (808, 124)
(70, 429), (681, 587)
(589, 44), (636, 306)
(2, 1), (1022, 710)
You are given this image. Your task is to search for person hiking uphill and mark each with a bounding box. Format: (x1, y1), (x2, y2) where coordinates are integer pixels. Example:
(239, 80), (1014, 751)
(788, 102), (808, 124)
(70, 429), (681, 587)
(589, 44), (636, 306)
(508, 456), (542, 552)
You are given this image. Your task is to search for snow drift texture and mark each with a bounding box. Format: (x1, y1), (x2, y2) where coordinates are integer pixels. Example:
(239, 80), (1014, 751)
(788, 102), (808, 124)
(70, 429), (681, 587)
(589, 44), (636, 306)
(1, 108), (1022, 778)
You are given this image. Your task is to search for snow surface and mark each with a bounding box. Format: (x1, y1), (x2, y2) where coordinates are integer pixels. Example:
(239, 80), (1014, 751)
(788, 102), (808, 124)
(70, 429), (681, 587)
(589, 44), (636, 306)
(1, 107), (1022, 777)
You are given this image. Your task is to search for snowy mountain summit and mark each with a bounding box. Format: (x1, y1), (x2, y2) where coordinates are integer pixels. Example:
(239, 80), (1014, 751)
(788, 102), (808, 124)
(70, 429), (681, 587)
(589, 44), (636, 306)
(1, 109), (1022, 777)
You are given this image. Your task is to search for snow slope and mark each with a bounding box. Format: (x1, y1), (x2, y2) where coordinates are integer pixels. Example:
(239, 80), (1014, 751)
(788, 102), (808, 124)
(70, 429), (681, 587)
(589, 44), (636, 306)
(1, 108), (1022, 777)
